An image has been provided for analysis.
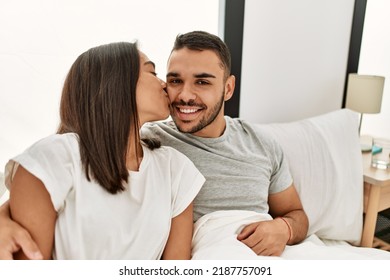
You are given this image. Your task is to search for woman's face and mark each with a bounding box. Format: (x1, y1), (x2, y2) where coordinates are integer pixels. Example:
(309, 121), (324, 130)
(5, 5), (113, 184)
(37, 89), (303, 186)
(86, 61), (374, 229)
(136, 51), (170, 125)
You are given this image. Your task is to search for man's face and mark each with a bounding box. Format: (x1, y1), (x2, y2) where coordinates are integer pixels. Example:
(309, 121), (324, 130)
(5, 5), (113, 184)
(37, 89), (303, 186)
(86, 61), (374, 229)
(166, 47), (234, 137)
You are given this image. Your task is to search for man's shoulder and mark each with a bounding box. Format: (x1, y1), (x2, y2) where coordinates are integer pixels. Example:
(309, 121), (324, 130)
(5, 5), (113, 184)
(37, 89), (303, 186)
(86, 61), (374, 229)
(143, 120), (173, 129)
(225, 115), (256, 128)
(147, 144), (186, 159)
(225, 116), (261, 135)
(142, 120), (177, 135)
(226, 116), (277, 146)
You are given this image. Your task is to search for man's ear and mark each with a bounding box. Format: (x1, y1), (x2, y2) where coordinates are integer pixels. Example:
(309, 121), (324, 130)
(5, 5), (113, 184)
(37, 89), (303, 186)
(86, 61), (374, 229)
(224, 75), (235, 101)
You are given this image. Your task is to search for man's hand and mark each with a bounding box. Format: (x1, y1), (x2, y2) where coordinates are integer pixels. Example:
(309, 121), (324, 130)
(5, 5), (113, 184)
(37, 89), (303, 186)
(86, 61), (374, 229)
(0, 201), (43, 260)
(237, 218), (289, 256)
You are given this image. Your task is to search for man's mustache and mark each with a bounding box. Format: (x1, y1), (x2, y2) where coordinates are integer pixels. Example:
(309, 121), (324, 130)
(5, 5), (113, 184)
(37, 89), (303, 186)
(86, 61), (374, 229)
(171, 100), (206, 108)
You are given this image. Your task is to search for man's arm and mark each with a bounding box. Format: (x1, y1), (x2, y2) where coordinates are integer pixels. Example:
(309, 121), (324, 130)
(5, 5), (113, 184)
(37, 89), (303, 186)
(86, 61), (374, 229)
(268, 184), (309, 244)
(237, 184), (308, 256)
(0, 200), (43, 260)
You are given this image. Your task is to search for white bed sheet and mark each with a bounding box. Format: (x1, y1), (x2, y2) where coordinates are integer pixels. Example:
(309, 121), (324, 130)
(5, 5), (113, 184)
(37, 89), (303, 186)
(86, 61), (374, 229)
(191, 210), (390, 260)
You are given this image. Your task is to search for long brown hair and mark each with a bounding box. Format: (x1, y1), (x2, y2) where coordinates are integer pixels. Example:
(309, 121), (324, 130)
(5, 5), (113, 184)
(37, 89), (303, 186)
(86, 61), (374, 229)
(57, 42), (157, 194)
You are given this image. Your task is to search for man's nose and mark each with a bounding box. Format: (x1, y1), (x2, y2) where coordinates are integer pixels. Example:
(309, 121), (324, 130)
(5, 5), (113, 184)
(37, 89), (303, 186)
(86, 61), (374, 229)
(178, 83), (196, 101)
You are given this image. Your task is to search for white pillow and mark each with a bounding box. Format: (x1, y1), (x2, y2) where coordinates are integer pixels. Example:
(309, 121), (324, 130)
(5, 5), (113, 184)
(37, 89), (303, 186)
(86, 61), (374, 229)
(256, 109), (363, 245)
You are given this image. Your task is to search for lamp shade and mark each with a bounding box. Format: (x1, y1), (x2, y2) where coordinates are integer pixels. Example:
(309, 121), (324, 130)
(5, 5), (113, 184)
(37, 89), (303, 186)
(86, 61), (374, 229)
(345, 74), (385, 113)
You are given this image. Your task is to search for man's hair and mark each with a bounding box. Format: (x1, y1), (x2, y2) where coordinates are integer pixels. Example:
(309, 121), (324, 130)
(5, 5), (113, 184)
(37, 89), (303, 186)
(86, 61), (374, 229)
(57, 42), (158, 194)
(172, 31), (231, 79)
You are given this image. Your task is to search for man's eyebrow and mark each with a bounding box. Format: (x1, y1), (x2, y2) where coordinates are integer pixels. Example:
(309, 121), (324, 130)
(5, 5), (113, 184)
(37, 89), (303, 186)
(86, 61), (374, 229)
(166, 72), (216, 78)
(144, 61), (155, 69)
(194, 73), (216, 79)
(166, 72), (179, 78)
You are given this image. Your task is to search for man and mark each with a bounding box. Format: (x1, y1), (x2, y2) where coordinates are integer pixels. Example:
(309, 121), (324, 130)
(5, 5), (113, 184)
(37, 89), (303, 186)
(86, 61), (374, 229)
(0, 31), (308, 259)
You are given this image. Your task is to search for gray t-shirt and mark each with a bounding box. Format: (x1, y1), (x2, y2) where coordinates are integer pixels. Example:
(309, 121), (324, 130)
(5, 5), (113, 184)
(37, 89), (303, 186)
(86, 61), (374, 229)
(141, 116), (292, 222)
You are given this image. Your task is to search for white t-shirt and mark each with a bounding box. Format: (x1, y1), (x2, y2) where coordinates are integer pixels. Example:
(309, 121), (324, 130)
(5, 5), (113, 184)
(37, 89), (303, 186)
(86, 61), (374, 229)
(5, 133), (205, 259)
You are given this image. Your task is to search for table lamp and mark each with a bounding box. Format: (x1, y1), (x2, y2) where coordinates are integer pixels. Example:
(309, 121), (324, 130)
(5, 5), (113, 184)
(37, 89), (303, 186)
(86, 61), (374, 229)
(345, 73), (385, 151)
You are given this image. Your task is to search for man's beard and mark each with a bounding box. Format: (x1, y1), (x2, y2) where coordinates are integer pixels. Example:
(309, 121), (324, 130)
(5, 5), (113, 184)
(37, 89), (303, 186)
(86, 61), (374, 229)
(172, 91), (225, 134)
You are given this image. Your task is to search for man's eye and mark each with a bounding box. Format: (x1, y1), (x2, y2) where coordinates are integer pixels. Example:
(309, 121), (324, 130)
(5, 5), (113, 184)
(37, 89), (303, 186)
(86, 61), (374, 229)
(168, 79), (182, 84)
(196, 80), (210, 85)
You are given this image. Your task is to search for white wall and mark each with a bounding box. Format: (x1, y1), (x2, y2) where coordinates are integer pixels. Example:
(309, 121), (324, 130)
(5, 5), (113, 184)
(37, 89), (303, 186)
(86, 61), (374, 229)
(358, 0), (390, 139)
(0, 0), (220, 170)
(239, 0), (355, 123)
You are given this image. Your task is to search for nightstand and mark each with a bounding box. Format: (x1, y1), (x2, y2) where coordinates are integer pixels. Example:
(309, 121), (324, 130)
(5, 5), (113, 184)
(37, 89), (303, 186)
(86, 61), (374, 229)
(361, 151), (390, 250)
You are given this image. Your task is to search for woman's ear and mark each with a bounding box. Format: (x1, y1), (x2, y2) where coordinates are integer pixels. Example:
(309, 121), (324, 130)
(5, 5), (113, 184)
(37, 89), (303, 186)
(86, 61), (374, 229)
(224, 75), (235, 101)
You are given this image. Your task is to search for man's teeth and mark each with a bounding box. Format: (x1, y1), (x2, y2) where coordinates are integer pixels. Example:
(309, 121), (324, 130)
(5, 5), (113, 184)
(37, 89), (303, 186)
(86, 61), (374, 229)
(179, 108), (198, 113)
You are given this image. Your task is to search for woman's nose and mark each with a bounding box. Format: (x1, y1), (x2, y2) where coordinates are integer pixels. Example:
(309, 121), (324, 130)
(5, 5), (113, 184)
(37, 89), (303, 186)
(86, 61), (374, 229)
(159, 78), (166, 88)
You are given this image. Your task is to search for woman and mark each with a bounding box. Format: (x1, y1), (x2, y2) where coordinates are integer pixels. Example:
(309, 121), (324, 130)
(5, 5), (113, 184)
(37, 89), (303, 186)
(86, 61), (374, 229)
(5, 42), (205, 259)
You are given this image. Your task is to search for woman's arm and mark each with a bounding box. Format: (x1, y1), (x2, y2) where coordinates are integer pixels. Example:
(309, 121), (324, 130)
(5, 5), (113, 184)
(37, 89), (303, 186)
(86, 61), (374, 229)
(161, 203), (194, 260)
(0, 201), (43, 260)
(9, 166), (57, 259)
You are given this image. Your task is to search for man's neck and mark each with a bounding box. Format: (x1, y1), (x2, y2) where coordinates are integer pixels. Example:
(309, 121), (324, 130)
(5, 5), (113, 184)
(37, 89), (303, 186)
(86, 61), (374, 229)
(192, 116), (227, 138)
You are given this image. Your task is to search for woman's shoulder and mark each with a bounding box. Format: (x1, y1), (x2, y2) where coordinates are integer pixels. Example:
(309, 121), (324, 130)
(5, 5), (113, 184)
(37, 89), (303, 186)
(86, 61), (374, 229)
(35, 132), (78, 144)
(24, 133), (80, 159)
(32, 132), (77, 146)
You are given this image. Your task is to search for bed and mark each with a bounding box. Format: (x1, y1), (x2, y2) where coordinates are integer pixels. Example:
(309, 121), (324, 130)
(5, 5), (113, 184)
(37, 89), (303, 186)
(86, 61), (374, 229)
(191, 109), (390, 259)
(1, 109), (389, 259)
